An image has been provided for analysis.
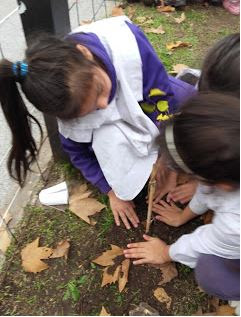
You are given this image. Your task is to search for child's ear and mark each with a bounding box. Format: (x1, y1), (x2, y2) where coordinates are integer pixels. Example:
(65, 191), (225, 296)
(76, 44), (94, 60)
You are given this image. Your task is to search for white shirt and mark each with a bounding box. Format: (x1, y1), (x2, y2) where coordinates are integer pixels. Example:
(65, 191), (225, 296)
(169, 184), (240, 268)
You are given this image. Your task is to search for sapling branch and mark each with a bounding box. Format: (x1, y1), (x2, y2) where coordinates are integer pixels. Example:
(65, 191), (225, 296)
(146, 163), (158, 233)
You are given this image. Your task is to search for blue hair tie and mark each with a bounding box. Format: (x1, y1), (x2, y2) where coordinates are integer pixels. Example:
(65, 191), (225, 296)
(12, 61), (28, 78)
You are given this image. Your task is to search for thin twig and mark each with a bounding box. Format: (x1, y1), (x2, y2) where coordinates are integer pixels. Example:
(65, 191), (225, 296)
(145, 163), (158, 233)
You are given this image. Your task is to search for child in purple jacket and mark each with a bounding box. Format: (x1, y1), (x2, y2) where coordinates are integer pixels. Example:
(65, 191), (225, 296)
(0, 16), (195, 229)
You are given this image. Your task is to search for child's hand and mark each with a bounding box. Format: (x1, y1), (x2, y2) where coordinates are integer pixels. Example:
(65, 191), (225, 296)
(166, 180), (198, 204)
(152, 200), (185, 227)
(108, 190), (140, 229)
(154, 168), (177, 203)
(123, 234), (171, 265)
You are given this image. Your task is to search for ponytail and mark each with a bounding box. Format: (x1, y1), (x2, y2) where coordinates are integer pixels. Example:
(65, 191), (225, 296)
(0, 59), (42, 186)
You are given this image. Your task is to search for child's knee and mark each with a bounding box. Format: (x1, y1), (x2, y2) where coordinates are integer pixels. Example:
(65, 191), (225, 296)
(195, 254), (240, 300)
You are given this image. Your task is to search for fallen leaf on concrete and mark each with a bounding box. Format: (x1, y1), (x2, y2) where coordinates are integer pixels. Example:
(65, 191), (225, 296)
(127, 5), (136, 19)
(111, 6), (124, 16)
(169, 63), (189, 74)
(100, 306), (110, 316)
(0, 214), (12, 253)
(136, 16), (147, 23)
(166, 41), (192, 51)
(159, 262), (178, 285)
(69, 183), (105, 224)
(93, 245), (123, 266)
(119, 259), (130, 292)
(215, 305), (235, 316)
(174, 12), (186, 23)
(145, 25), (165, 34)
(154, 287), (172, 309)
(101, 265), (121, 287)
(21, 238), (53, 273)
(50, 240), (70, 260)
(157, 5), (175, 12)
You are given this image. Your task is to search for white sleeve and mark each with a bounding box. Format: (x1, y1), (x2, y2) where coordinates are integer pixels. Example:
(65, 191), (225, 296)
(188, 184), (209, 215)
(169, 218), (240, 268)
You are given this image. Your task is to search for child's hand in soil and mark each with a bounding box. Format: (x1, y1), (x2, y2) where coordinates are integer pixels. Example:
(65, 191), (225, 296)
(108, 190), (140, 229)
(123, 234), (171, 265)
(166, 180), (198, 204)
(153, 201), (197, 227)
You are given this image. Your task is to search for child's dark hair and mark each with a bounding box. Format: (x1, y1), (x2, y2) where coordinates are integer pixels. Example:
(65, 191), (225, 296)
(161, 93), (240, 185)
(0, 34), (100, 186)
(199, 33), (240, 98)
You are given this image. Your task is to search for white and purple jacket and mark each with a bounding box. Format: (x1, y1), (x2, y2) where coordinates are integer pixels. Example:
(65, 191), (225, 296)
(60, 20), (196, 195)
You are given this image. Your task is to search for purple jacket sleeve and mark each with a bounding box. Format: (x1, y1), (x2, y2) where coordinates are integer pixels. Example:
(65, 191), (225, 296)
(59, 134), (111, 194)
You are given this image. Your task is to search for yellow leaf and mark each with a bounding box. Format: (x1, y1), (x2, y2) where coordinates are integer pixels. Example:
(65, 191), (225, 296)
(159, 262), (178, 285)
(140, 103), (156, 114)
(156, 5), (175, 12)
(157, 100), (169, 112)
(111, 6), (124, 17)
(145, 25), (165, 34)
(174, 12), (186, 24)
(21, 238), (53, 273)
(154, 287), (172, 309)
(93, 245), (123, 266)
(216, 305), (235, 316)
(101, 265), (121, 287)
(166, 41), (192, 51)
(50, 240), (70, 260)
(149, 88), (166, 97)
(169, 63), (189, 74)
(100, 306), (110, 316)
(119, 259), (130, 292)
(69, 182), (105, 224)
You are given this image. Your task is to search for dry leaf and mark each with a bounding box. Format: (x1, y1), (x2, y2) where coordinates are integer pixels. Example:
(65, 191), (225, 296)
(21, 238), (53, 273)
(154, 287), (172, 309)
(142, 18), (154, 25)
(136, 16), (147, 23)
(127, 5), (136, 19)
(159, 263), (178, 285)
(93, 245), (123, 266)
(101, 265), (121, 287)
(157, 5), (175, 12)
(145, 25), (165, 34)
(0, 214), (12, 253)
(69, 183), (105, 224)
(215, 305), (235, 316)
(50, 240), (70, 260)
(166, 41), (192, 51)
(174, 12), (186, 23)
(111, 6), (124, 17)
(100, 306), (110, 316)
(169, 63), (189, 74)
(119, 259), (130, 292)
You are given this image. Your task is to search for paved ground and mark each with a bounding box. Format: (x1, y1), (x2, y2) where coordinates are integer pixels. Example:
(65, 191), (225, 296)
(0, 0), (117, 216)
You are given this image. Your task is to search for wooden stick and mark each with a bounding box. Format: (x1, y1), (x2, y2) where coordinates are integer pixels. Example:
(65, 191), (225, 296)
(145, 163), (158, 234)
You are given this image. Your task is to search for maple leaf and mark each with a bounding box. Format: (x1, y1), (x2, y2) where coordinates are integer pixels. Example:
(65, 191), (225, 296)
(154, 287), (172, 309)
(118, 259), (130, 292)
(50, 240), (70, 260)
(169, 63), (189, 74)
(111, 6), (124, 17)
(100, 306), (110, 316)
(101, 265), (121, 287)
(166, 41), (192, 51)
(93, 245), (123, 266)
(159, 263), (178, 286)
(156, 5), (175, 12)
(173, 12), (186, 24)
(21, 238), (53, 273)
(145, 25), (165, 35)
(69, 183), (105, 224)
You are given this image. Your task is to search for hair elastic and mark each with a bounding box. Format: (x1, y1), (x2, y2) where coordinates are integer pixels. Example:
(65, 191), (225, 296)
(12, 61), (28, 78)
(165, 123), (193, 175)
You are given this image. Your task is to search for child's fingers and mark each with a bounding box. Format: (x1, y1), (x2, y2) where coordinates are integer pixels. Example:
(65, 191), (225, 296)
(155, 215), (168, 223)
(133, 258), (149, 265)
(143, 234), (153, 241)
(119, 211), (131, 230)
(113, 210), (120, 226)
(126, 208), (139, 228)
(124, 251), (146, 259)
(126, 242), (147, 248)
(159, 200), (170, 208)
